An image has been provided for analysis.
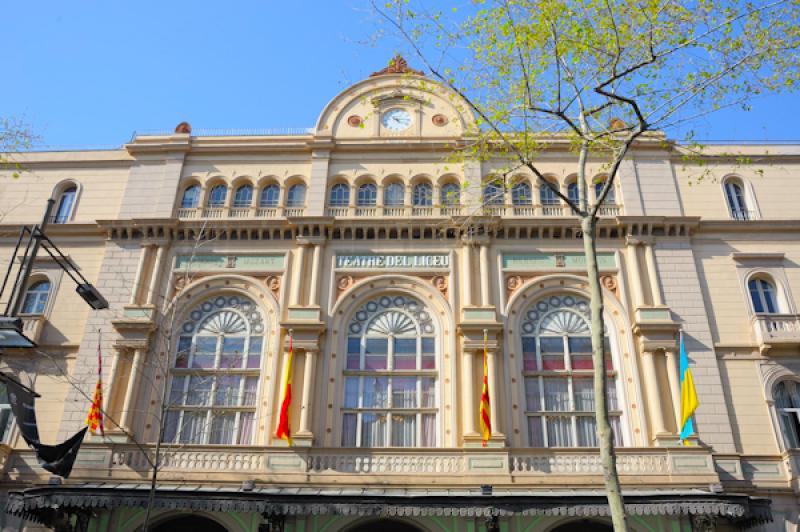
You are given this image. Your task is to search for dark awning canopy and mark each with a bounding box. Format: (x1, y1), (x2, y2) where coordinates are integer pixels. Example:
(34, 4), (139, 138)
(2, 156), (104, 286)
(6, 484), (772, 529)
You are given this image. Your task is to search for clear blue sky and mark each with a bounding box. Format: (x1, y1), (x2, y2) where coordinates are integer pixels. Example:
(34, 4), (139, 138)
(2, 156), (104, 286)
(4, 1), (799, 148)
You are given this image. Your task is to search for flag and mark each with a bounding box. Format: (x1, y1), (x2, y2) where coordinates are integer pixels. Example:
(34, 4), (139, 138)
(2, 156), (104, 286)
(679, 331), (699, 444)
(276, 331), (294, 445)
(479, 330), (492, 447)
(86, 335), (104, 436)
(1, 374), (87, 478)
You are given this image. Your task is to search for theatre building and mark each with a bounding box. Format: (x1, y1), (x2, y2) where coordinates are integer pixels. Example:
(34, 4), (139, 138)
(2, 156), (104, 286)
(1, 58), (800, 531)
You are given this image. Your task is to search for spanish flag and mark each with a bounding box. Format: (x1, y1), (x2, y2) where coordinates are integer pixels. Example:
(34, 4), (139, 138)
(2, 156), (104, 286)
(679, 331), (699, 445)
(275, 331), (294, 445)
(479, 330), (492, 447)
(86, 335), (104, 436)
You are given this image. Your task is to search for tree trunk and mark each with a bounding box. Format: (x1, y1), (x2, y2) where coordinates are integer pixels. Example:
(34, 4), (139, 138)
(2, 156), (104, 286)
(581, 215), (628, 531)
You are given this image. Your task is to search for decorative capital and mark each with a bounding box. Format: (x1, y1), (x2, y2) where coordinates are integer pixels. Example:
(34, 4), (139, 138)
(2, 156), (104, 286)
(370, 54), (425, 77)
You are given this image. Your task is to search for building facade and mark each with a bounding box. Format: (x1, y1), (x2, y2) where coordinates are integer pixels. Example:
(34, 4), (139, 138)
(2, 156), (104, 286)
(0, 59), (798, 531)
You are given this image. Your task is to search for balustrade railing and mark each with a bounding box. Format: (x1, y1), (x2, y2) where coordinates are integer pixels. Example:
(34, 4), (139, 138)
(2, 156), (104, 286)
(326, 206), (349, 217)
(228, 207), (251, 218)
(440, 206), (463, 216)
(19, 315), (45, 344)
(541, 204), (562, 216)
(256, 207), (278, 218)
(411, 206), (435, 217)
(597, 203), (621, 216)
(282, 207), (305, 217)
(201, 207), (226, 219)
(730, 208), (757, 221)
(512, 205), (535, 217)
(382, 206), (405, 217)
(176, 208), (198, 219)
(752, 314), (800, 347)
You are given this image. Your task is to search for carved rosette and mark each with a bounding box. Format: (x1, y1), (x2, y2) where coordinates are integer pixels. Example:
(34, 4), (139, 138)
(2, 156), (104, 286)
(600, 274), (619, 298)
(265, 275), (281, 298)
(336, 274), (356, 299)
(505, 274), (537, 298)
(431, 275), (448, 297)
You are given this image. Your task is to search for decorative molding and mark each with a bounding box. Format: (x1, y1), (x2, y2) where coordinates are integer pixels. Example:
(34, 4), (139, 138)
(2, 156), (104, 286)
(431, 275), (448, 298)
(600, 274), (619, 298)
(432, 114), (448, 126)
(370, 55), (425, 77)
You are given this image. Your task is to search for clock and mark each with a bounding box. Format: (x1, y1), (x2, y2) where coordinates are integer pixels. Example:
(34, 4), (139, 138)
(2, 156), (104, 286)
(381, 108), (412, 132)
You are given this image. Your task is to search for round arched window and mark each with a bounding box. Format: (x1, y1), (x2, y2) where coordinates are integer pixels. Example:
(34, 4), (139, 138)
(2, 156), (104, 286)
(164, 295), (265, 445)
(520, 295), (622, 447)
(342, 295), (438, 448)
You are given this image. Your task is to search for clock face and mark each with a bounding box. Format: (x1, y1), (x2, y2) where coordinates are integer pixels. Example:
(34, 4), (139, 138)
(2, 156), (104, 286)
(381, 108), (412, 131)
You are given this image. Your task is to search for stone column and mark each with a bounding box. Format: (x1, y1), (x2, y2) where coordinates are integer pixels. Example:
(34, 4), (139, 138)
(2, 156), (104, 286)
(105, 348), (122, 416)
(289, 244), (307, 306)
(461, 244), (473, 306)
(146, 245), (165, 305)
(479, 243), (491, 306)
(462, 350), (478, 437)
(129, 246), (150, 305)
(120, 348), (143, 431)
(644, 243), (664, 306)
(308, 243), (322, 307)
(664, 349), (682, 430)
(626, 241), (644, 308)
(298, 348), (317, 436)
(641, 350), (667, 437)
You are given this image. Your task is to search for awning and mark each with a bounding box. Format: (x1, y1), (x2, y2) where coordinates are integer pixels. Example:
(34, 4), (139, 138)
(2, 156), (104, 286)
(6, 484), (772, 528)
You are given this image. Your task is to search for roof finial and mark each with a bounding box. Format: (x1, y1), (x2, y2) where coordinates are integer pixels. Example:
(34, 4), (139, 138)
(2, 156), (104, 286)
(370, 54), (425, 77)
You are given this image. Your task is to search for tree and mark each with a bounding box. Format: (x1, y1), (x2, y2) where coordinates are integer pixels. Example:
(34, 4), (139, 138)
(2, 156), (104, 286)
(371, 1), (800, 529)
(0, 118), (35, 178)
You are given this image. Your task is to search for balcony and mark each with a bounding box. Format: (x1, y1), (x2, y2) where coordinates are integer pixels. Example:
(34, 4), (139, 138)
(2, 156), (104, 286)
(730, 208), (757, 221)
(751, 314), (800, 351)
(19, 315), (45, 344)
(176, 207), (304, 219)
(5, 444), (717, 488)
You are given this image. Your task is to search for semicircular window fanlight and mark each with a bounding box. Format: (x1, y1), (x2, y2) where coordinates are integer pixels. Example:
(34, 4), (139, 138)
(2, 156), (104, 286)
(198, 310), (247, 335)
(367, 310), (417, 336)
(538, 310), (590, 335)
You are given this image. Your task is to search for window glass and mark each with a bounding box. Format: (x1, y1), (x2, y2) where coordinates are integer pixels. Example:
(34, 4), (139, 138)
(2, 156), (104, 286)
(286, 184), (306, 207)
(54, 186), (77, 223)
(540, 183), (559, 205)
(521, 295), (622, 447)
(384, 183), (405, 206)
(163, 295), (264, 445)
(341, 295), (438, 448)
(233, 185), (253, 208)
(594, 180), (616, 203)
(440, 183), (460, 206)
(775, 381), (800, 449)
(180, 185), (200, 208)
(21, 280), (51, 315)
(567, 182), (579, 204)
(483, 181), (504, 204)
(512, 182), (532, 205)
(749, 277), (779, 314)
(259, 185), (280, 207)
(357, 183), (377, 206)
(412, 183), (433, 206)
(329, 183), (350, 207)
(207, 184), (227, 207)
(725, 180), (749, 219)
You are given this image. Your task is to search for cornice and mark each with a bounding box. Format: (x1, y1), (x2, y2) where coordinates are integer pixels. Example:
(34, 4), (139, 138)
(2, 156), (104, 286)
(696, 219), (800, 234)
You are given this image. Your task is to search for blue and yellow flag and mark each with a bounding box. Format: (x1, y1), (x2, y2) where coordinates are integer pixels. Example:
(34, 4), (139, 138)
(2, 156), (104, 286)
(679, 331), (699, 444)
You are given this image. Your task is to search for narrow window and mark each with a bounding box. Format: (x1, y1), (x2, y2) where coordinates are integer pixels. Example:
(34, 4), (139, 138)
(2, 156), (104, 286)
(329, 184), (350, 207)
(412, 183), (433, 206)
(483, 181), (504, 205)
(286, 184), (306, 207)
(725, 180), (750, 220)
(21, 280), (51, 315)
(207, 184), (227, 208)
(54, 186), (77, 224)
(259, 185), (280, 207)
(594, 180), (616, 203)
(567, 183), (579, 204)
(357, 183), (377, 206)
(748, 277), (779, 314)
(180, 185), (200, 209)
(0, 384), (13, 443)
(232, 185), (253, 208)
(540, 183), (559, 205)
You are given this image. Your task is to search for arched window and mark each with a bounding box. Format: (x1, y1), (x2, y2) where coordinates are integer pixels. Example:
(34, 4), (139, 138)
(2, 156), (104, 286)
(440, 183), (460, 206)
(412, 183), (433, 206)
(180, 185), (200, 209)
(512, 182), (532, 205)
(342, 295), (438, 448)
(164, 295), (265, 445)
(53, 185), (77, 224)
(207, 184), (227, 208)
(286, 184), (306, 207)
(21, 280), (51, 315)
(774, 381), (800, 448)
(357, 183), (377, 206)
(567, 183), (579, 204)
(259, 184), (280, 207)
(724, 179), (750, 220)
(520, 295), (621, 447)
(384, 183), (405, 206)
(483, 181), (504, 205)
(330, 183), (350, 207)
(540, 182), (560, 205)
(594, 179), (616, 204)
(232, 185), (253, 208)
(748, 276), (779, 314)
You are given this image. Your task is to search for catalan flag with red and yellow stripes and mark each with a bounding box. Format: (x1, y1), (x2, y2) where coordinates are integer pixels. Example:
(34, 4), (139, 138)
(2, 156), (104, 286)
(86, 334), (104, 436)
(275, 331), (294, 445)
(479, 330), (491, 447)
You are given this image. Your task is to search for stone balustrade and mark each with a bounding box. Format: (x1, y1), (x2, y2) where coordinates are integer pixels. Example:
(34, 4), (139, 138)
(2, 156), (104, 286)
(751, 314), (800, 350)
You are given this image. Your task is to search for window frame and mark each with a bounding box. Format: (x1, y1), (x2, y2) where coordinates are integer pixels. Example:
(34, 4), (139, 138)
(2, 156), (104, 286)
(774, 380), (800, 449)
(285, 184), (307, 208)
(329, 183), (351, 207)
(52, 184), (79, 224)
(440, 183), (461, 206)
(383, 182), (405, 207)
(412, 183), (433, 207)
(206, 184), (228, 208)
(357, 183), (378, 206)
(259, 184), (280, 208)
(232, 184), (254, 208)
(180, 184), (201, 209)
(511, 182), (533, 206)
(748, 276), (780, 314)
(20, 279), (52, 316)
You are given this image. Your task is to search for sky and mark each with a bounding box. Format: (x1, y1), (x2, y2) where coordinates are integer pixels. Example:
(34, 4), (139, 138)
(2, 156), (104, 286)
(4, 1), (800, 149)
